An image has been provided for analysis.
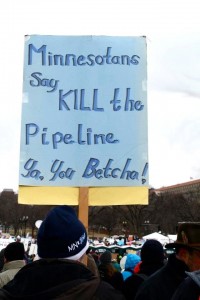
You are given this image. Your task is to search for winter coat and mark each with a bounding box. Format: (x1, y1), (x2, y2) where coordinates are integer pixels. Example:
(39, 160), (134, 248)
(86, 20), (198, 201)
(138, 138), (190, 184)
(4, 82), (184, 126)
(0, 260), (25, 288)
(134, 254), (189, 300)
(0, 258), (125, 300)
(122, 260), (164, 299)
(171, 270), (200, 300)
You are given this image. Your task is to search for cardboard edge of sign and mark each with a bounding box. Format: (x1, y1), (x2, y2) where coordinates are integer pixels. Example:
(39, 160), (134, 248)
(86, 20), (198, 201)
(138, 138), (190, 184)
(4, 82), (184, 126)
(18, 186), (148, 206)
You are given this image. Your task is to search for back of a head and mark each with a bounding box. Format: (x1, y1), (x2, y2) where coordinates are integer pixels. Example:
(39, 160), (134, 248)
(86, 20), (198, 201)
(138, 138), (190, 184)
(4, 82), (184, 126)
(16, 235), (21, 242)
(37, 205), (89, 260)
(4, 242), (25, 262)
(141, 239), (164, 263)
(125, 253), (141, 270)
(100, 250), (112, 264)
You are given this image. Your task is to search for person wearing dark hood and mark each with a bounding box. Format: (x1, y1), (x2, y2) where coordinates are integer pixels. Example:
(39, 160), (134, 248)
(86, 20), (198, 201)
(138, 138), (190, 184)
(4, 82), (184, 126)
(121, 253), (141, 281)
(135, 222), (200, 300)
(122, 239), (165, 299)
(0, 206), (125, 300)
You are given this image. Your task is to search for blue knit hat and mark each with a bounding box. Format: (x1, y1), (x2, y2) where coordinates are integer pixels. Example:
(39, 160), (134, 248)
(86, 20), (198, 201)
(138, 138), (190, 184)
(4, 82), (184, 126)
(37, 206), (89, 260)
(125, 253), (141, 270)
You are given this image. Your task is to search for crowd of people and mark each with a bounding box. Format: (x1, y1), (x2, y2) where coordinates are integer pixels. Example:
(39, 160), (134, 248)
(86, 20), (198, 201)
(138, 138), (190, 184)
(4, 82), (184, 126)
(0, 205), (199, 299)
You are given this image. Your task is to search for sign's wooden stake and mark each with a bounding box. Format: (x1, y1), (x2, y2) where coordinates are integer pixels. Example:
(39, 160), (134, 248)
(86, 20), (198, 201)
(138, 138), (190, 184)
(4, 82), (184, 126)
(78, 187), (89, 265)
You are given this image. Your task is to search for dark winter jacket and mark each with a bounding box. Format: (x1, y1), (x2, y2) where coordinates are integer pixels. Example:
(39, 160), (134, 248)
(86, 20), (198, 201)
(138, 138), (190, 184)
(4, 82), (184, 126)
(0, 258), (125, 300)
(134, 254), (189, 300)
(171, 270), (200, 300)
(122, 260), (164, 299)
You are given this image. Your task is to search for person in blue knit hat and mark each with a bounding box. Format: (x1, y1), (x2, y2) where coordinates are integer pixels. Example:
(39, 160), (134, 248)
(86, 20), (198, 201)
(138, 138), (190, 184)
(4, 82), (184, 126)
(121, 253), (141, 281)
(0, 206), (125, 299)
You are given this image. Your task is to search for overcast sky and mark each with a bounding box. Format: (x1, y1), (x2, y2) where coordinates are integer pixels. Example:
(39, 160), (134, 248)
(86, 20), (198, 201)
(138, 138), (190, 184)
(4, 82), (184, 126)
(0, 0), (200, 191)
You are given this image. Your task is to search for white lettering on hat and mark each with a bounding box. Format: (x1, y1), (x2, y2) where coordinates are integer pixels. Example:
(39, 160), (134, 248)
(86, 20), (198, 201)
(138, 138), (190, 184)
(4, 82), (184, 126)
(68, 233), (86, 252)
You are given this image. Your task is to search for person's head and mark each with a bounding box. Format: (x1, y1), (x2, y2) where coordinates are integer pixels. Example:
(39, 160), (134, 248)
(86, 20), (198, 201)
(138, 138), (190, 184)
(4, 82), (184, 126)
(125, 253), (141, 270)
(100, 250), (112, 264)
(4, 242), (25, 263)
(16, 235), (21, 242)
(175, 246), (200, 271)
(37, 205), (89, 261)
(166, 222), (200, 271)
(141, 239), (164, 264)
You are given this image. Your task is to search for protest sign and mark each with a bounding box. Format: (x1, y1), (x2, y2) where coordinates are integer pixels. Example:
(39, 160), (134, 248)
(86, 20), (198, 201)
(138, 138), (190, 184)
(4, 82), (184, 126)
(19, 35), (148, 205)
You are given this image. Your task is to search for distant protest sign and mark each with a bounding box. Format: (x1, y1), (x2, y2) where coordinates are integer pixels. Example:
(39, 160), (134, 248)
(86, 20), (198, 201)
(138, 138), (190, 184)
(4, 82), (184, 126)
(19, 35), (148, 188)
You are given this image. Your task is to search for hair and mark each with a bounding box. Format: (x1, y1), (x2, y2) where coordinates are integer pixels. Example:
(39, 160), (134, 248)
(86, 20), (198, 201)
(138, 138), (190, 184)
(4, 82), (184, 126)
(100, 250), (112, 264)
(106, 263), (117, 277)
(99, 262), (117, 278)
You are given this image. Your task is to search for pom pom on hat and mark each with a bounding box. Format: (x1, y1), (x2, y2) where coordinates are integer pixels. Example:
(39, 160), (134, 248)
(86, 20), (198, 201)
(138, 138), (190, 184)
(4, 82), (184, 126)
(120, 256), (127, 271)
(37, 206), (89, 260)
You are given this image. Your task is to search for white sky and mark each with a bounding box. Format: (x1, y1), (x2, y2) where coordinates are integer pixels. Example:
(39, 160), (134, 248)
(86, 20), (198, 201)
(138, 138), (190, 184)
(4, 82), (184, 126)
(0, 0), (200, 191)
